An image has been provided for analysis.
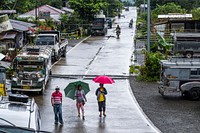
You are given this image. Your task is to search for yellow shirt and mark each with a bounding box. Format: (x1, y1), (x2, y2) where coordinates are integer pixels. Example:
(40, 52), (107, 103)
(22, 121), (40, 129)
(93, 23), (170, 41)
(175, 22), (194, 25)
(99, 88), (105, 102)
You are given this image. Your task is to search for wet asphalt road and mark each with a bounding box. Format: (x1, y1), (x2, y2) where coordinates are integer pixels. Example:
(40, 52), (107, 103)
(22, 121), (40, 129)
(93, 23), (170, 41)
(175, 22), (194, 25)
(33, 7), (160, 133)
(129, 77), (200, 133)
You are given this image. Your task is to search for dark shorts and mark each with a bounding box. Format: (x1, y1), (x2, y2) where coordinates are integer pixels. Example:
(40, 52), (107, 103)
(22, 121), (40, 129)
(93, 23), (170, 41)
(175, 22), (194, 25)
(98, 101), (106, 112)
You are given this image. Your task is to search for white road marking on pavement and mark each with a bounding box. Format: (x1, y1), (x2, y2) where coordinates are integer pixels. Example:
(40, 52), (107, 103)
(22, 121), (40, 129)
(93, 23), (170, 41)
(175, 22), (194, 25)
(67, 36), (91, 55)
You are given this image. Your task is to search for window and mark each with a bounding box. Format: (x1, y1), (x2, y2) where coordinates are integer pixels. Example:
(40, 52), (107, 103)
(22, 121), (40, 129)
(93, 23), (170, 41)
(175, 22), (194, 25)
(190, 68), (200, 75)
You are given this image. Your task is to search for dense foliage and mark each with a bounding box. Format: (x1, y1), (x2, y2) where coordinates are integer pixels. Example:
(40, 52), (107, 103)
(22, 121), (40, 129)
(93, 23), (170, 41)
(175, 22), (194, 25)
(134, 0), (200, 11)
(138, 51), (165, 81)
(191, 8), (200, 20)
(151, 3), (187, 21)
(68, 0), (123, 22)
(0, 0), (63, 14)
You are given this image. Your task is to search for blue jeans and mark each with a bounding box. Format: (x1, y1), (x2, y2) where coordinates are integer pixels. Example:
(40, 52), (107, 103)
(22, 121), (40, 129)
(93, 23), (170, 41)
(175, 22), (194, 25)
(53, 104), (63, 123)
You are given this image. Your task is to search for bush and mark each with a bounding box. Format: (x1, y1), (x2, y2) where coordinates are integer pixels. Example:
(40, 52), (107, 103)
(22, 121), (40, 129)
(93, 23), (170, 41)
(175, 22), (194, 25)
(138, 51), (165, 81)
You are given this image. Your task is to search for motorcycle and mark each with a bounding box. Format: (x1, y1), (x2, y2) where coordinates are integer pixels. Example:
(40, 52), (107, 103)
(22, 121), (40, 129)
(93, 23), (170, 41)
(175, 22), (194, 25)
(129, 22), (133, 28)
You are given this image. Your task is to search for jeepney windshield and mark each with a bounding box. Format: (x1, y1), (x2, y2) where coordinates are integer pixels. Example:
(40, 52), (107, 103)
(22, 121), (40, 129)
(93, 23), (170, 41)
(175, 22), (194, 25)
(36, 36), (54, 45)
(17, 61), (45, 72)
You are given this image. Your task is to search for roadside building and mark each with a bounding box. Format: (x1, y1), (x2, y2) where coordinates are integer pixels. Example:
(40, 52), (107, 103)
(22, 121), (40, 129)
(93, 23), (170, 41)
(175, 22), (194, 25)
(0, 19), (35, 54)
(154, 14), (194, 34)
(18, 4), (66, 22)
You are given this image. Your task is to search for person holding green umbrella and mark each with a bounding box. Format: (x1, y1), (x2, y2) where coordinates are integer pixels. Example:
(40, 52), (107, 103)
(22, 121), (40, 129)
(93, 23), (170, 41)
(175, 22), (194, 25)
(74, 84), (87, 120)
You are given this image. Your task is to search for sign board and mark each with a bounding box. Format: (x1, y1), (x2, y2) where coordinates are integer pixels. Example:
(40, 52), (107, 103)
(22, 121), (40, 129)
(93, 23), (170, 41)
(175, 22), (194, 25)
(39, 11), (50, 19)
(0, 14), (13, 33)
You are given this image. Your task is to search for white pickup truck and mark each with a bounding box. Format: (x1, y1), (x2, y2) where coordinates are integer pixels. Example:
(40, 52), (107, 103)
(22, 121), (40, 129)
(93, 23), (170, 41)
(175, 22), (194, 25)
(35, 30), (68, 61)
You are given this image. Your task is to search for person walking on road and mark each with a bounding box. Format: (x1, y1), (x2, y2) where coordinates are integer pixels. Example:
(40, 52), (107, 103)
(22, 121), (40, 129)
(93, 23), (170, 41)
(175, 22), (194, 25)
(51, 86), (64, 125)
(75, 84), (87, 120)
(95, 83), (107, 117)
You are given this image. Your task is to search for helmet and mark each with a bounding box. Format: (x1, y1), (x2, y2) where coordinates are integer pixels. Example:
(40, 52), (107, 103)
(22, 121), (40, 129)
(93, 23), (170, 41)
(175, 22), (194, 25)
(55, 86), (60, 90)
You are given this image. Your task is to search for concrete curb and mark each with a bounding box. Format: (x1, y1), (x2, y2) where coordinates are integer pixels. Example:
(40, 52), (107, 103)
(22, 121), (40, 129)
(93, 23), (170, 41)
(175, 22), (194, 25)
(127, 79), (162, 133)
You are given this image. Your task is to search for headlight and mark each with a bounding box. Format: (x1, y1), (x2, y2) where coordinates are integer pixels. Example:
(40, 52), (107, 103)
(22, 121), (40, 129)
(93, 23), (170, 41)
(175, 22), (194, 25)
(31, 74), (37, 78)
(38, 78), (45, 82)
(18, 74), (23, 78)
(12, 78), (17, 82)
(37, 73), (42, 78)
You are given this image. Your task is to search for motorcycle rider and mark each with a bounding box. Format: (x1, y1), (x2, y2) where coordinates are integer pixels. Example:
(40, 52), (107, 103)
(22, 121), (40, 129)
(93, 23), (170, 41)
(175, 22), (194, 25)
(116, 25), (121, 38)
(118, 13), (121, 18)
(129, 19), (133, 28)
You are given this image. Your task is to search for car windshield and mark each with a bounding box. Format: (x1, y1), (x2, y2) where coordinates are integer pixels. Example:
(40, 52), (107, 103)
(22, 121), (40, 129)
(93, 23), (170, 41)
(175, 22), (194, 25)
(93, 18), (104, 25)
(36, 36), (54, 45)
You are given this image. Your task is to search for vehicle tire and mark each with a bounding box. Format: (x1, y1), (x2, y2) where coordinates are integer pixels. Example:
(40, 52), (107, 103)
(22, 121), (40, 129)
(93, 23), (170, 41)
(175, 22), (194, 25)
(49, 70), (52, 75)
(185, 52), (193, 58)
(189, 87), (200, 100)
(54, 55), (59, 61)
(62, 47), (66, 57)
(39, 84), (45, 95)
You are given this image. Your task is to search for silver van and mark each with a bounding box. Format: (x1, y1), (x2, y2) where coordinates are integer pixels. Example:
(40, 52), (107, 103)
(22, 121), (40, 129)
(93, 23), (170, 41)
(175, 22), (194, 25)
(0, 94), (42, 132)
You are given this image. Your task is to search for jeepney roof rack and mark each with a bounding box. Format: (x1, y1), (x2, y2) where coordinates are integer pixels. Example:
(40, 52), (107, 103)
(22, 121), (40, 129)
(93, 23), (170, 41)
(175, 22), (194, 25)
(161, 57), (200, 68)
(0, 94), (35, 112)
(168, 56), (200, 63)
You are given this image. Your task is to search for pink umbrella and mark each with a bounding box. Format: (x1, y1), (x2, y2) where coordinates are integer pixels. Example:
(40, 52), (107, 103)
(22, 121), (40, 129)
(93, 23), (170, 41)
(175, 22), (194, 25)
(93, 75), (115, 84)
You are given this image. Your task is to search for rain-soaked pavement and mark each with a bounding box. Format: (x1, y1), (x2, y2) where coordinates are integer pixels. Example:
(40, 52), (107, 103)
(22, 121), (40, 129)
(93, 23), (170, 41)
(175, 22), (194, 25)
(34, 7), (161, 133)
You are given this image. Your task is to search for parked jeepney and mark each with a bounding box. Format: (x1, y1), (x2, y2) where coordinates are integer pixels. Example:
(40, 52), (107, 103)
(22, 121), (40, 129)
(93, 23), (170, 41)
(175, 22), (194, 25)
(158, 57), (200, 100)
(11, 46), (52, 94)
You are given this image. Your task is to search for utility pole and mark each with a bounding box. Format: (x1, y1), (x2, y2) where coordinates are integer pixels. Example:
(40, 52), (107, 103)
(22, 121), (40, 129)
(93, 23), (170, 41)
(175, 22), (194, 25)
(35, 0), (38, 26)
(147, 0), (150, 52)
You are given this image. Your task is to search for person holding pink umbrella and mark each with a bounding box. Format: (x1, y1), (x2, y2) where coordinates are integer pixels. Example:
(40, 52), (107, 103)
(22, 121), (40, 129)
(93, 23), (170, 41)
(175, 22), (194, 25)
(95, 83), (107, 117)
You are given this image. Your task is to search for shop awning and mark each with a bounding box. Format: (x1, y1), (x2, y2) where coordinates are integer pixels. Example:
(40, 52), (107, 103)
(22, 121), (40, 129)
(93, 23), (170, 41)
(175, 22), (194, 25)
(0, 32), (17, 40)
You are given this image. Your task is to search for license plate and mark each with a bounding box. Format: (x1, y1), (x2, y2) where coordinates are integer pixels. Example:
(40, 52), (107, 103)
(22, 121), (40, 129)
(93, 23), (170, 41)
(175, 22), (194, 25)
(23, 86), (30, 89)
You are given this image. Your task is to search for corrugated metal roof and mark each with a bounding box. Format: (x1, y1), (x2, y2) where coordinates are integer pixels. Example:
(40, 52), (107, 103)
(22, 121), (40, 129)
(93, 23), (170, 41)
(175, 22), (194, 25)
(10, 19), (35, 31)
(19, 4), (65, 17)
(158, 14), (192, 19)
(171, 32), (200, 38)
(0, 10), (16, 14)
(0, 32), (17, 40)
(62, 7), (74, 13)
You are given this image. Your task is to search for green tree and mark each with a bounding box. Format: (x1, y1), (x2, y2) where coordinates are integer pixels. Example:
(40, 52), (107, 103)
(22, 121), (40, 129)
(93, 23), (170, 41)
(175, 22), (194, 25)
(68, 0), (107, 22)
(106, 0), (123, 17)
(138, 51), (165, 81)
(68, 0), (123, 22)
(151, 2), (187, 21)
(191, 8), (200, 20)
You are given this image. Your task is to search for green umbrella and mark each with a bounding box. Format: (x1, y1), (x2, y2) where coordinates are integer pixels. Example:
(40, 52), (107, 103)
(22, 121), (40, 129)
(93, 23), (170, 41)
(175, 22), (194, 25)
(64, 81), (90, 100)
